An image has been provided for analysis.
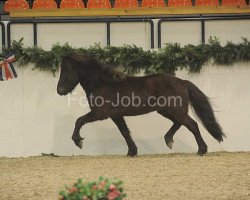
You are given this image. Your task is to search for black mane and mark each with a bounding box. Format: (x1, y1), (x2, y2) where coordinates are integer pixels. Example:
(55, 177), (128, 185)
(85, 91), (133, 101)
(64, 52), (128, 83)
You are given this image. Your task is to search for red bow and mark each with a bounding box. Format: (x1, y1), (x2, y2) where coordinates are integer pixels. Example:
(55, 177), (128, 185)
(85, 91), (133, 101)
(0, 55), (17, 81)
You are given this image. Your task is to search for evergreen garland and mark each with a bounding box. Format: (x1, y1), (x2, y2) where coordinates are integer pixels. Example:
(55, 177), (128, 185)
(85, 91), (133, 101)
(1, 37), (250, 75)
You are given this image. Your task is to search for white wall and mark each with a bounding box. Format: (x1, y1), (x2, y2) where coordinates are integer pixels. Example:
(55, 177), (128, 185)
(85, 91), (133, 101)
(1, 19), (250, 157)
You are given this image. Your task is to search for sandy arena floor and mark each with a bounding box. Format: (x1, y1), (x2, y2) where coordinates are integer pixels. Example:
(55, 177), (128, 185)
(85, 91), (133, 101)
(0, 152), (249, 200)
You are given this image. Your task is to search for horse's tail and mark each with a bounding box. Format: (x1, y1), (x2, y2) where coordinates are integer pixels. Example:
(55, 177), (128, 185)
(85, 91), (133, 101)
(186, 80), (225, 142)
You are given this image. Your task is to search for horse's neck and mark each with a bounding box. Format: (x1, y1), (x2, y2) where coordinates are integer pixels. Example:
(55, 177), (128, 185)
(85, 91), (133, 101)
(79, 74), (104, 94)
(78, 66), (126, 93)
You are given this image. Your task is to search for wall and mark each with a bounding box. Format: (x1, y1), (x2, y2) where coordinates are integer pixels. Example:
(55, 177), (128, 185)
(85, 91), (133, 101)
(0, 19), (250, 157)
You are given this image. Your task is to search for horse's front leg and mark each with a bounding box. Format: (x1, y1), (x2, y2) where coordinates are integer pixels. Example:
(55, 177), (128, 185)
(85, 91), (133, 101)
(112, 117), (137, 157)
(72, 111), (104, 149)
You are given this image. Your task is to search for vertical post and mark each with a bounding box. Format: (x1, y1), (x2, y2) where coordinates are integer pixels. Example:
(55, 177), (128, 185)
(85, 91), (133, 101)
(33, 18), (37, 46)
(201, 16), (205, 43)
(158, 19), (162, 48)
(0, 22), (6, 48)
(7, 22), (11, 48)
(106, 21), (111, 46)
(149, 20), (154, 49)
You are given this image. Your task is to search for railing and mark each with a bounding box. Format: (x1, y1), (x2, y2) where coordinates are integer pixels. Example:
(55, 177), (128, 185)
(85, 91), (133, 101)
(6, 18), (154, 48)
(157, 14), (250, 48)
(1, 2), (250, 49)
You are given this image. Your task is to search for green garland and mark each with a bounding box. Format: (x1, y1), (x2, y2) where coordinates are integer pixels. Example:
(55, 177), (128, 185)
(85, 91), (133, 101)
(1, 37), (250, 75)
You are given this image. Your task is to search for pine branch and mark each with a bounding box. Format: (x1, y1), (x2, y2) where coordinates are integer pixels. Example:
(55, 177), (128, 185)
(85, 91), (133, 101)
(4, 37), (250, 75)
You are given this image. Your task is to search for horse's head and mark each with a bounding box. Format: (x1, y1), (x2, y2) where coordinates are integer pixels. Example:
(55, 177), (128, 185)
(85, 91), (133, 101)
(57, 54), (80, 96)
(57, 52), (122, 95)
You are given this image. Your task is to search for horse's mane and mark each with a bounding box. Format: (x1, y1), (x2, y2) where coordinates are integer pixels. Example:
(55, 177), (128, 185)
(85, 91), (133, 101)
(65, 52), (128, 83)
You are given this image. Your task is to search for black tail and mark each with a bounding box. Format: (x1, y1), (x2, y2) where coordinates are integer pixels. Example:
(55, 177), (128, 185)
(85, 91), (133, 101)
(186, 80), (225, 142)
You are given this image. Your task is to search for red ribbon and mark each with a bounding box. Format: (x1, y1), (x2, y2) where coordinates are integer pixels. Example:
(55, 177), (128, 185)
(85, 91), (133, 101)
(0, 55), (16, 80)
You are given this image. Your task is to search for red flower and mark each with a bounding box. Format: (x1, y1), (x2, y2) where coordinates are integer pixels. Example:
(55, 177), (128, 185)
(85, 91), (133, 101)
(69, 186), (78, 193)
(108, 189), (121, 200)
(98, 180), (106, 190)
(109, 184), (116, 191)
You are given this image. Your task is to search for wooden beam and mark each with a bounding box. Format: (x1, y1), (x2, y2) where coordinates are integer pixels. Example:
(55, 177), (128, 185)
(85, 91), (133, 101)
(10, 6), (250, 18)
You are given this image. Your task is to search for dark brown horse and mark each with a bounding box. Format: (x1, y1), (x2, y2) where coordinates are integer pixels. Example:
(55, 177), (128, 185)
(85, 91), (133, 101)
(57, 52), (225, 156)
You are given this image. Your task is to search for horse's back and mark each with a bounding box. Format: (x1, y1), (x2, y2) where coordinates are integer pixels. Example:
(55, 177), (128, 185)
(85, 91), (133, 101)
(125, 73), (187, 94)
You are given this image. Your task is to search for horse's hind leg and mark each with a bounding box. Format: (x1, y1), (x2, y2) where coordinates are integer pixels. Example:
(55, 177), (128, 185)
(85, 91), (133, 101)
(158, 110), (207, 155)
(157, 110), (181, 149)
(181, 115), (208, 155)
(112, 117), (137, 157)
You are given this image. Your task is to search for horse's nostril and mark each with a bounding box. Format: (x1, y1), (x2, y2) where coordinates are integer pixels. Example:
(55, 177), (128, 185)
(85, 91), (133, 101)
(57, 87), (67, 95)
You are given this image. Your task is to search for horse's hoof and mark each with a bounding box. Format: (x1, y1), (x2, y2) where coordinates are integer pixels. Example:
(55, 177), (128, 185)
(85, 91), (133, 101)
(197, 152), (206, 156)
(127, 153), (137, 157)
(197, 147), (207, 156)
(166, 141), (173, 150)
(76, 140), (83, 149)
(165, 136), (174, 150)
(73, 138), (84, 149)
(127, 148), (137, 157)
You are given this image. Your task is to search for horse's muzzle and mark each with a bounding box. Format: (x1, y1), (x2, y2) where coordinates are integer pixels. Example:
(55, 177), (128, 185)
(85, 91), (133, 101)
(57, 87), (68, 96)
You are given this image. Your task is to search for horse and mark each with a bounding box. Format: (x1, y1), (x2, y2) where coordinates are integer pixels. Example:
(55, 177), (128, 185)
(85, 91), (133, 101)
(57, 52), (225, 157)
